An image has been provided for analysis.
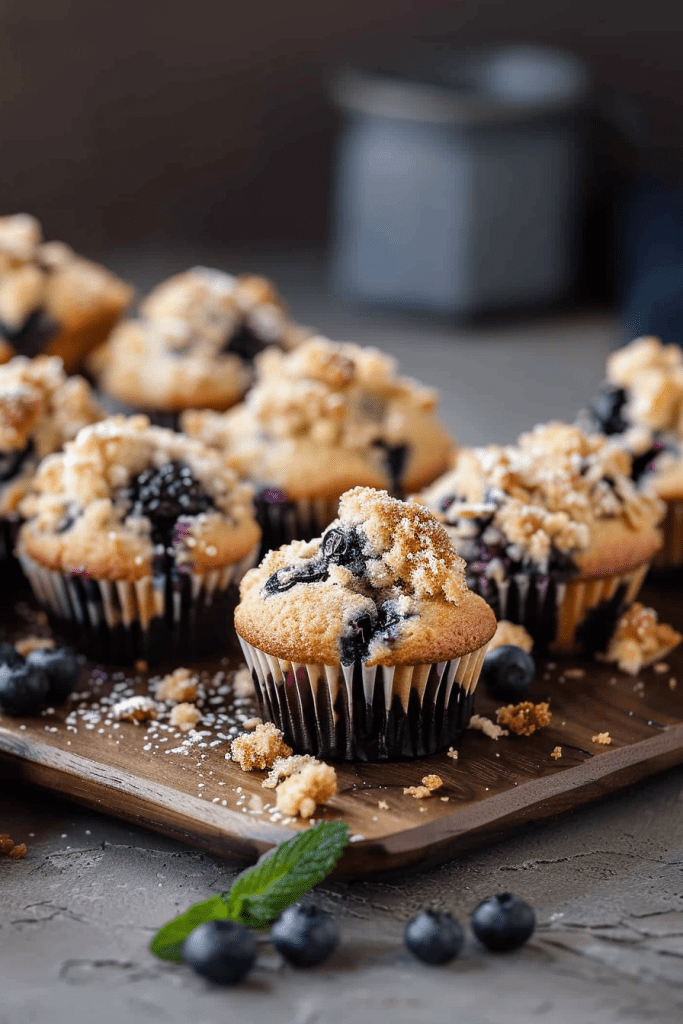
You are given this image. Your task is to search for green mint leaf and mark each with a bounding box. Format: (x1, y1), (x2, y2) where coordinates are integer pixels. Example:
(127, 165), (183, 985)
(149, 821), (350, 961)
(222, 820), (349, 928)
(149, 894), (230, 962)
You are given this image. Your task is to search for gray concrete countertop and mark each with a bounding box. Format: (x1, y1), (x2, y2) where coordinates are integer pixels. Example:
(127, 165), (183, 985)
(2, 250), (682, 1023)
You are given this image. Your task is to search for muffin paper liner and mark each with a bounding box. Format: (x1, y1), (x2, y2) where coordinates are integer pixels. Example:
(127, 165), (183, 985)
(18, 547), (258, 664)
(469, 562), (650, 656)
(255, 491), (341, 555)
(653, 499), (683, 570)
(237, 636), (488, 761)
(0, 515), (25, 590)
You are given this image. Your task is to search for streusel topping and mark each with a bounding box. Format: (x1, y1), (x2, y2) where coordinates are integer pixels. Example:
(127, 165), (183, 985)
(419, 422), (663, 573)
(606, 336), (683, 435)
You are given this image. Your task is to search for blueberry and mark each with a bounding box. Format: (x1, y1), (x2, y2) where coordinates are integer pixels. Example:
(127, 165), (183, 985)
(270, 904), (340, 967)
(27, 647), (81, 704)
(482, 645), (535, 700)
(0, 642), (24, 668)
(403, 908), (464, 965)
(470, 893), (535, 951)
(0, 663), (50, 716)
(181, 920), (258, 984)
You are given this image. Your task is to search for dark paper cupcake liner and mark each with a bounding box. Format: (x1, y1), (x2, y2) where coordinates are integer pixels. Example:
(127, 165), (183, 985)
(653, 499), (683, 571)
(238, 637), (487, 761)
(254, 490), (340, 555)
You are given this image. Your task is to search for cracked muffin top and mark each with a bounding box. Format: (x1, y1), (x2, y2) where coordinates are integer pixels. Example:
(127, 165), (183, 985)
(0, 355), (104, 514)
(418, 422), (664, 580)
(235, 487), (496, 666)
(182, 336), (455, 499)
(0, 214), (133, 367)
(17, 415), (260, 581)
(92, 267), (312, 413)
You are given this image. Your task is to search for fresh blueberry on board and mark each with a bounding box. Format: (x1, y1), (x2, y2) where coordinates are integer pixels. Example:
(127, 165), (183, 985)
(0, 642), (24, 668)
(0, 662), (50, 716)
(181, 920), (258, 984)
(481, 645), (535, 700)
(403, 908), (464, 965)
(270, 904), (340, 967)
(470, 893), (536, 951)
(26, 647), (82, 704)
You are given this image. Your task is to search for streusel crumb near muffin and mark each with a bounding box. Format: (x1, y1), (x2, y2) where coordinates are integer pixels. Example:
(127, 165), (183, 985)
(170, 703), (202, 732)
(599, 603), (682, 675)
(230, 722), (292, 771)
(274, 762), (338, 819)
(496, 701), (552, 736)
(156, 667), (198, 703)
(111, 695), (158, 723)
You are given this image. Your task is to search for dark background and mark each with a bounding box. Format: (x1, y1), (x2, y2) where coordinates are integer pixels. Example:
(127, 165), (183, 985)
(2, 0), (682, 253)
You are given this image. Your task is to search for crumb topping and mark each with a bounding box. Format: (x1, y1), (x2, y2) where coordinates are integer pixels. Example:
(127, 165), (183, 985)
(230, 722), (292, 771)
(607, 337), (683, 435)
(262, 753), (319, 789)
(274, 761), (338, 819)
(488, 620), (534, 653)
(598, 602), (682, 676)
(468, 713), (509, 740)
(420, 422), (663, 574)
(496, 701), (552, 736)
(155, 667), (198, 703)
(169, 703), (202, 732)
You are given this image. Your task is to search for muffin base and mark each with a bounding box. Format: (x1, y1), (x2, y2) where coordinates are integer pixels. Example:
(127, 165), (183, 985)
(19, 548), (258, 664)
(469, 562), (650, 656)
(238, 636), (487, 761)
(653, 499), (683, 570)
(254, 490), (340, 555)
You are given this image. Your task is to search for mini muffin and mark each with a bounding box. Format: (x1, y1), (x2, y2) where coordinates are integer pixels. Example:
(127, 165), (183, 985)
(418, 422), (663, 656)
(17, 415), (260, 663)
(91, 267), (311, 425)
(588, 336), (683, 569)
(183, 336), (456, 552)
(0, 355), (104, 564)
(0, 214), (133, 372)
(235, 487), (496, 761)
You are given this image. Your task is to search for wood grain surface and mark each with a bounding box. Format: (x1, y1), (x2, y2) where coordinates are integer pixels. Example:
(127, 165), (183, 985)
(1, 580), (682, 879)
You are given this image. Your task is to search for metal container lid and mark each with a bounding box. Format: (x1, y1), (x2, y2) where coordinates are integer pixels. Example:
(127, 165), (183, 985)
(332, 45), (591, 126)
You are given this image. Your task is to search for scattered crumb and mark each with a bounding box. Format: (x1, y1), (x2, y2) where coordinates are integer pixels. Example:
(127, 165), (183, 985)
(231, 722), (292, 771)
(440, 796), (450, 802)
(0, 834), (15, 854)
(263, 753), (318, 789)
(654, 662), (670, 674)
(446, 746), (458, 760)
(563, 667), (585, 679)
(155, 667), (198, 703)
(241, 717), (263, 732)
(403, 785), (432, 799)
(598, 603), (682, 675)
(496, 701), (552, 736)
(488, 620), (534, 653)
(275, 762), (337, 819)
(135, 660), (148, 673)
(111, 695), (158, 723)
(422, 774), (443, 792)
(232, 666), (255, 698)
(468, 713), (509, 740)
(0, 834), (27, 859)
(551, 746), (562, 760)
(169, 702), (202, 733)
(419, 806), (426, 812)
(670, 678), (678, 691)
(14, 636), (55, 657)
(592, 732), (612, 745)
(8, 843), (27, 860)
(378, 799), (389, 810)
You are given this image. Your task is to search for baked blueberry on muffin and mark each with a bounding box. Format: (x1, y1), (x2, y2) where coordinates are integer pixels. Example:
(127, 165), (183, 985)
(0, 356), (103, 564)
(183, 336), (456, 553)
(587, 336), (683, 569)
(0, 214), (133, 372)
(16, 416), (260, 663)
(91, 267), (311, 424)
(234, 487), (496, 761)
(418, 422), (663, 656)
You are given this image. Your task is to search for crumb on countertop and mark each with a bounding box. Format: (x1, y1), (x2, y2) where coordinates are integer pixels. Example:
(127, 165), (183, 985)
(111, 695), (158, 723)
(262, 753), (318, 789)
(488, 620), (534, 654)
(404, 774), (444, 799)
(447, 746), (458, 760)
(592, 731), (612, 745)
(551, 745), (562, 760)
(468, 713), (509, 740)
(563, 667), (585, 679)
(598, 603), (682, 676)
(275, 762), (337, 819)
(378, 799), (389, 810)
(232, 666), (255, 698)
(422, 774), (443, 791)
(0, 834), (27, 859)
(670, 678), (678, 691)
(496, 701), (552, 736)
(654, 662), (670, 674)
(169, 702), (202, 732)
(155, 667), (198, 703)
(14, 636), (55, 657)
(230, 722), (292, 771)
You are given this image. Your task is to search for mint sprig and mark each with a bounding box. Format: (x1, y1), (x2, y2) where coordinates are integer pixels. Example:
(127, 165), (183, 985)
(150, 821), (349, 962)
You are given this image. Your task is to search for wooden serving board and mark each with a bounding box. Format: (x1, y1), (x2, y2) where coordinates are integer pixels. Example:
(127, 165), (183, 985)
(1, 581), (683, 879)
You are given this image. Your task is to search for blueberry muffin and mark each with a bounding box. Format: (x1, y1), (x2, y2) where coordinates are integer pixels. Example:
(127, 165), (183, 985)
(17, 415), (260, 663)
(183, 336), (456, 553)
(0, 214), (133, 372)
(235, 487), (496, 761)
(418, 422), (663, 656)
(91, 267), (311, 425)
(588, 336), (683, 569)
(0, 355), (103, 564)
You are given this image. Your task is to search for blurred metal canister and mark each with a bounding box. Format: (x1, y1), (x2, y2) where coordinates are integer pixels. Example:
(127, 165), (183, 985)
(330, 46), (591, 315)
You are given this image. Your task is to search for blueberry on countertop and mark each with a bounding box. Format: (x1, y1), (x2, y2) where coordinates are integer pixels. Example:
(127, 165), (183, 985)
(481, 645), (536, 700)
(470, 893), (536, 952)
(0, 662), (50, 716)
(404, 908), (464, 965)
(181, 920), (258, 984)
(0, 642), (24, 668)
(270, 904), (340, 967)
(27, 647), (81, 704)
